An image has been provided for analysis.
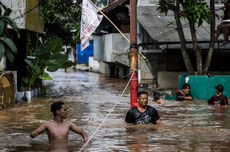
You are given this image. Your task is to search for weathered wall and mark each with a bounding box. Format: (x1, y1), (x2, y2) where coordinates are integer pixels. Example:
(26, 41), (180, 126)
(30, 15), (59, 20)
(94, 33), (129, 66)
(94, 33), (156, 79)
(2, 0), (43, 33)
(2, 0), (25, 29)
(179, 75), (230, 100)
(158, 71), (186, 89)
(25, 0), (44, 33)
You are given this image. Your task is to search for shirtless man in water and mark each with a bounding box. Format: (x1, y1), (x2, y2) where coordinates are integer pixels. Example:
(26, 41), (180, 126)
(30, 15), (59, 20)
(30, 101), (88, 143)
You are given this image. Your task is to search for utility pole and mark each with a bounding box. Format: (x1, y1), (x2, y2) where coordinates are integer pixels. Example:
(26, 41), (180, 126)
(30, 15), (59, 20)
(129, 0), (138, 108)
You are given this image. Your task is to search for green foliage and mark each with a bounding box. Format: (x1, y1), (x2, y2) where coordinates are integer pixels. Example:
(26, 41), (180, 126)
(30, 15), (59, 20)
(157, 0), (211, 26)
(156, 0), (213, 74)
(22, 36), (74, 90)
(185, 1), (211, 26)
(0, 3), (19, 63)
(38, 0), (81, 44)
(157, 0), (169, 15)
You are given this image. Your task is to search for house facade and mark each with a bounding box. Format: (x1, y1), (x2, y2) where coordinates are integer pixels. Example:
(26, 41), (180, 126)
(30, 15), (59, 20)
(93, 0), (230, 89)
(1, 0), (44, 103)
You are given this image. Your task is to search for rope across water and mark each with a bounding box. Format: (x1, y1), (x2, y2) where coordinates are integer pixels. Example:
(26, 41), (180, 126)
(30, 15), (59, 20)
(78, 70), (136, 152)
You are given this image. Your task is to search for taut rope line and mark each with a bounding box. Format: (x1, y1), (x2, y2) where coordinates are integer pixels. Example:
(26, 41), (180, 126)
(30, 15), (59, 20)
(78, 70), (136, 152)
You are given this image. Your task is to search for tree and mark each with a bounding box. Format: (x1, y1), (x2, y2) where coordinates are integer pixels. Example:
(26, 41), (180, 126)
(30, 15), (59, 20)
(38, 0), (81, 45)
(157, 0), (214, 75)
(0, 2), (19, 64)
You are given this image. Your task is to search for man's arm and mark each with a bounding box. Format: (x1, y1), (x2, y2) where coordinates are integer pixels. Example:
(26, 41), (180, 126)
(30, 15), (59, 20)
(155, 119), (162, 126)
(69, 122), (88, 142)
(125, 110), (133, 123)
(176, 90), (192, 100)
(184, 95), (192, 100)
(176, 90), (184, 100)
(30, 123), (47, 138)
(224, 96), (228, 105)
(152, 108), (162, 126)
(208, 96), (214, 105)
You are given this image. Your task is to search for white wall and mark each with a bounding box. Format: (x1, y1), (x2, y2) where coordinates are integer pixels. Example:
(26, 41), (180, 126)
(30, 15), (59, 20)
(94, 33), (156, 79)
(94, 33), (130, 65)
(0, 57), (6, 71)
(89, 57), (100, 72)
(2, 0), (26, 29)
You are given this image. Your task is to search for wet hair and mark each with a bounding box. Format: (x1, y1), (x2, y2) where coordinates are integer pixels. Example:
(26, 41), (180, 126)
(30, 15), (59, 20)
(50, 101), (64, 116)
(182, 83), (190, 89)
(137, 91), (148, 98)
(153, 92), (160, 100)
(215, 84), (224, 93)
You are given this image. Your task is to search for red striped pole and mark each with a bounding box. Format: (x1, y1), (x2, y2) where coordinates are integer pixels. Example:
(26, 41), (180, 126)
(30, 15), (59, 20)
(130, 0), (138, 108)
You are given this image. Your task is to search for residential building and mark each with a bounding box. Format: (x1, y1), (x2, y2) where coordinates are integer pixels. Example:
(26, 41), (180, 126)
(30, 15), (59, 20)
(94, 0), (230, 89)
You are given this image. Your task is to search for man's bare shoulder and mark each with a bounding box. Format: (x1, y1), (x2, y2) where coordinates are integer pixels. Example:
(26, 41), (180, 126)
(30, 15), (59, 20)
(64, 121), (81, 128)
(40, 120), (55, 126)
(65, 120), (76, 126)
(48, 120), (74, 126)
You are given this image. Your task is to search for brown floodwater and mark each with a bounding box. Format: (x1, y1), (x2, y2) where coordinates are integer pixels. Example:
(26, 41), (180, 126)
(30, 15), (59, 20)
(0, 70), (230, 152)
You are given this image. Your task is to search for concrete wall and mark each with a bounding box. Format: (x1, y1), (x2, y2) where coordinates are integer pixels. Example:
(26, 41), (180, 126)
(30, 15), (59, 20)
(179, 75), (230, 100)
(94, 36), (104, 61)
(157, 71), (187, 89)
(94, 33), (130, 78)
(94, 33), (161, 80)
(94, 33), (130, 66)
(2, 0), (43, 33)
(139, 57), (154, 80)
(25, 0), (44, 33)
(89, 57), (100, 72)
(2, 0), (26, 29)
(157, 71), (230, 90)
(98, 61), (110, 75)
(104, 34), (114, 62)
(0, 57), (6, 71)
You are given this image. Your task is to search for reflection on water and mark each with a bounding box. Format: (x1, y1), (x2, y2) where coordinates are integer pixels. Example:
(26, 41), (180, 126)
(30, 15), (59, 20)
(0, 70), (230, 152)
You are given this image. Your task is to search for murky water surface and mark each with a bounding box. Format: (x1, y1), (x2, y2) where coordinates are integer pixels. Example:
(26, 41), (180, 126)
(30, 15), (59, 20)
(0, 70), (230, 152)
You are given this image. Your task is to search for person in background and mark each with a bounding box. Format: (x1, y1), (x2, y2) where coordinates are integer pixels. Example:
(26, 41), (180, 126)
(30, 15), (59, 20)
(208, 84), (228, 106)
(152, 91), (164, 104)
(176, 83), (192, 101)
(125, 91), (161, 125)
(30, 101), (88, 143)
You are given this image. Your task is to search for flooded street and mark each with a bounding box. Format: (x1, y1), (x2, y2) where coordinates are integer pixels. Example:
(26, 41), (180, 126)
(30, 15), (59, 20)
(0, 70), (230, 152)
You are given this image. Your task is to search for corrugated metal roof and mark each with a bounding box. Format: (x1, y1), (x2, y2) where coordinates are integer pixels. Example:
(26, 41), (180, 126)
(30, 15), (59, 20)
(100, 0), (225, 44)
(137, 1), (223, 43)
(102, 0), (128, 13)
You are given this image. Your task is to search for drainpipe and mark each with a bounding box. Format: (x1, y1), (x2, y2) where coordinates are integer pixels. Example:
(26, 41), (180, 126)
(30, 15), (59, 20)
(130, 0), (138, 108)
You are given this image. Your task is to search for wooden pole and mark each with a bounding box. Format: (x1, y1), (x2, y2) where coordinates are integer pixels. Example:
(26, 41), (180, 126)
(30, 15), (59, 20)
(129, 0), (138, 108)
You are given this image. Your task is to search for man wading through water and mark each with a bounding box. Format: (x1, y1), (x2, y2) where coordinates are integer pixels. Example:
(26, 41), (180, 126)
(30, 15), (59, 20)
(125, 91), (162, 125)
(30, 101), (88, 143)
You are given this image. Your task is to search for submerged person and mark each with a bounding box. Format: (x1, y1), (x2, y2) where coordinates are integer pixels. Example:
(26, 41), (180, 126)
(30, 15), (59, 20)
(208, 84), (228, 106)
(30, 101), (88, 143)
(176, 83), (192, 101)
(125, 91), (161, 125)
(152, 91), (165, 104)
